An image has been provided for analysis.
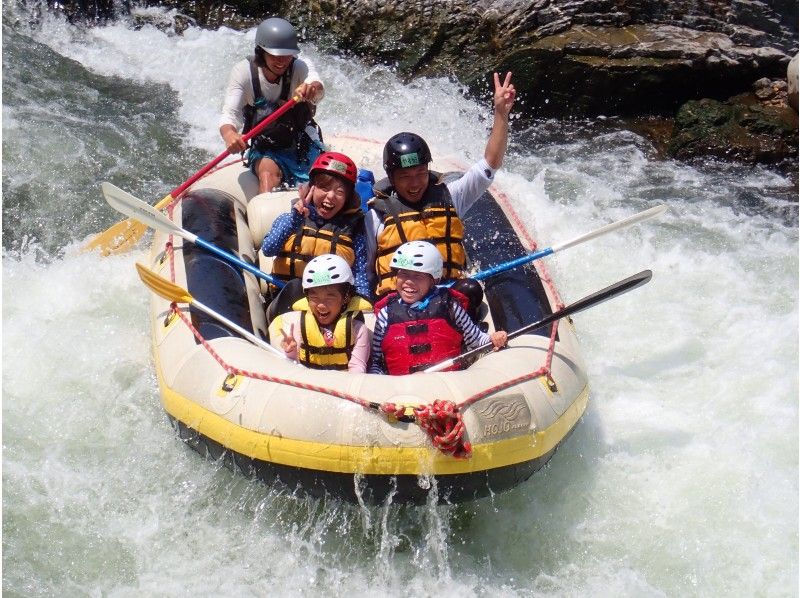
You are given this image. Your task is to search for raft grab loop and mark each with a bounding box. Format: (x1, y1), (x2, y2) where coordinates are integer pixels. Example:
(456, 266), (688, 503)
(221, 374), (238, 392)
(414, 399), (471, 459)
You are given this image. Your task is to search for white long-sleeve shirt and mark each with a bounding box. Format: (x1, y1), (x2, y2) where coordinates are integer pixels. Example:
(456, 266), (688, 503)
(218, 57), (324, 131)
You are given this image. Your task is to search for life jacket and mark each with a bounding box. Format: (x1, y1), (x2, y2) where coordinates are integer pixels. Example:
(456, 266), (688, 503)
(370, 173), (466, 296)
(270, 208), (364, 288)
(375, 288), (469, 375)
(279, 295), (372, 370)
(242, 57), (318, 155)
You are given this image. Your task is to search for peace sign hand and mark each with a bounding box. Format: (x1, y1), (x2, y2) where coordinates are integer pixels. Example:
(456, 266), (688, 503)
(280, 324), (297, 355)
(493, 71), (516, 118)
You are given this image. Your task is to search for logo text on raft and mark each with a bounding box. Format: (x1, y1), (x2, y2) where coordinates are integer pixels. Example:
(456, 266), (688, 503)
(477, 396), (532, 438)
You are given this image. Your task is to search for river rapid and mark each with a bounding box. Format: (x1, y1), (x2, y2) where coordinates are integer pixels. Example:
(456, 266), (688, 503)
(2, 7), (798, 596)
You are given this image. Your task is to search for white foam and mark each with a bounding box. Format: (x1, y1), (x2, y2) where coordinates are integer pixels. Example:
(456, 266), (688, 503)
(3, 7), (798, 596)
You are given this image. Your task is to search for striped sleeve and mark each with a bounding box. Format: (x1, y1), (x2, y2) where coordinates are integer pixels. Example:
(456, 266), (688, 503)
(368, 306), (388, 374)
(450, 301), (490, 349)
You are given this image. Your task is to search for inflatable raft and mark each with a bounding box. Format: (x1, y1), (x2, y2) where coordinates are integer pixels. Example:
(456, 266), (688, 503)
(139, 135), (589, 505)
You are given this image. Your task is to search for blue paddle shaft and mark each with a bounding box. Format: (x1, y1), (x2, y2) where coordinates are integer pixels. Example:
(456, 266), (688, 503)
(472, 247), (554, 281)
(195, 238), (284, 288)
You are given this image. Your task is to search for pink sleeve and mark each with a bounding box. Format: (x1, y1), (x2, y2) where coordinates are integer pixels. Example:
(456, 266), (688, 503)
(347, 320), (371, 373)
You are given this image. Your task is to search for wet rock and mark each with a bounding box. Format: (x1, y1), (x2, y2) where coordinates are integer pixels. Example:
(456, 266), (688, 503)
(45, 0), (799, 117)
(666, 94), (798, 168)
(496, 23), (792, 116)
(40, 0), (798, 167)
(789, 53), (799, 109)
(130, 8), (196, 34)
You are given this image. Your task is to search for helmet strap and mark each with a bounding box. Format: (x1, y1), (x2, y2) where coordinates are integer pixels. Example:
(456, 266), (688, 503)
(262, 55), (295, 82)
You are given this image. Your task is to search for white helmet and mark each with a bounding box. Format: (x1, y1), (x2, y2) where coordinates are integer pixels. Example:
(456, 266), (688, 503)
(302, 254), (354, 289)
(390, 241), (443, 280)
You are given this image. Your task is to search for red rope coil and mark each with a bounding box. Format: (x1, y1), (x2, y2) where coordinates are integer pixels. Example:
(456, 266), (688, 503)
(414, 400), (472, 459)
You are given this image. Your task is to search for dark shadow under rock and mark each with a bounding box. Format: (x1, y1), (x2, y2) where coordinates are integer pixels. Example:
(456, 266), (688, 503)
(666, 94), (798, 171)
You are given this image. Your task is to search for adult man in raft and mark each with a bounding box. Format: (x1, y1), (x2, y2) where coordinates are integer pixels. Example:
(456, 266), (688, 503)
(365, 72), (516, 315)
(219, 17), (324, 193)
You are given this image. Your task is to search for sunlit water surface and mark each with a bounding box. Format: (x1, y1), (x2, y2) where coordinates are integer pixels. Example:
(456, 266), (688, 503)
(3, 7), (798, 596)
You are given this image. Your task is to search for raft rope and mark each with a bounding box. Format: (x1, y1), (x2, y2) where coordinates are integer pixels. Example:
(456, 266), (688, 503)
(160, 177), (565, 459)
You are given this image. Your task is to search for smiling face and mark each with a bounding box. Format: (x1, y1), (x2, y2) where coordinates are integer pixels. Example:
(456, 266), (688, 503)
(306, 284), (349, 327)
(395, 269), (436, 303)
(263, 52), (293, 77)
(310, 173), (351, 219)
(389, 164), (430, 203)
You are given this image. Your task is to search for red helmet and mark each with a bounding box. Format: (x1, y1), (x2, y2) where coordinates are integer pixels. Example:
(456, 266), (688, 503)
(309, 152), (357, 185)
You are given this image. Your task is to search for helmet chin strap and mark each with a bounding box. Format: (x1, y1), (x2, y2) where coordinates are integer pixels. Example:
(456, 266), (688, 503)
(263, 56), (294, 81)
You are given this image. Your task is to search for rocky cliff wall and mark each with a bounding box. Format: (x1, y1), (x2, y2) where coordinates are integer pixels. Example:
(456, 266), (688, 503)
(35, 0), (798, 117)
(29, 0), (798, 169)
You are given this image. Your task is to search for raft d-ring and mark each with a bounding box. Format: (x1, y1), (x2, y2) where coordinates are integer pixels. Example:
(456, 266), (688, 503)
(546, 376), (558, 393)
(163, 310), (177, 327)
(397, 407), (416, 424)
(221, 374), (239, 393)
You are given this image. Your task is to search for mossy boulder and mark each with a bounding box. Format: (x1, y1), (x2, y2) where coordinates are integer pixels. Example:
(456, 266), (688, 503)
(667, 95), (798, 165)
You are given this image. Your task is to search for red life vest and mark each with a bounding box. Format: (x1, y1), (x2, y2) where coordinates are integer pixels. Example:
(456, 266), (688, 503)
(375, 288), (469, 375)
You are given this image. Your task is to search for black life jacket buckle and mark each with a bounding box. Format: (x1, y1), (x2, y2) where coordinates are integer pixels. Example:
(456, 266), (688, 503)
(409, 343), (432, 355)
(406, 323), (428, 335)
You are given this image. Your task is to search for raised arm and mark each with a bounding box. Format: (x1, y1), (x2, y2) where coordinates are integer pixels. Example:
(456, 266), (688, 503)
(484, 71), (516, 169)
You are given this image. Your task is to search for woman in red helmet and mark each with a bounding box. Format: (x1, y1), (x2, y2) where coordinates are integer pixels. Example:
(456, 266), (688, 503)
(261, 151), (370, 298)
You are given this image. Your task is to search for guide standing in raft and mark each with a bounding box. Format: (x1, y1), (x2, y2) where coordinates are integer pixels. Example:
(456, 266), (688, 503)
(219, 17), (325, 193)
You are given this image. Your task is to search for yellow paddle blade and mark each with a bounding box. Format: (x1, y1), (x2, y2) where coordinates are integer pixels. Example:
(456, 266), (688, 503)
(82, 218), (148, 256)
(83, 193), (174, 256)
(135, 263), (193, 304)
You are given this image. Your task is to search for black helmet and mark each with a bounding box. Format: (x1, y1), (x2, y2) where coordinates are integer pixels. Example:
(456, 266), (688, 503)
(255, 17), (300, 56)
(383, 132), (432, 174)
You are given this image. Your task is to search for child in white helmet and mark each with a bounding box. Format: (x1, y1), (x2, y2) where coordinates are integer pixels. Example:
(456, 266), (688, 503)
(274, 254), (372, 372)
(368, 241), (507, 375)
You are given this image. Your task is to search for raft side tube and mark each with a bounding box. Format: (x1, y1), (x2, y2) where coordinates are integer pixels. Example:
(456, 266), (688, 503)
(451, 173), (553, 336)
(169, 415), (559, 505)
(181, 190), (254, 341)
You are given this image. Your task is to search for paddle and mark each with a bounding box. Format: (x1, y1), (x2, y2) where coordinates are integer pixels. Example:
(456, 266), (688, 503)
(135, 263), (290, 360)
(84, 97), (301, 256)
(424, 269), (653, 373)
(469, 205), (667, 282)
(102, 182), (285, 288)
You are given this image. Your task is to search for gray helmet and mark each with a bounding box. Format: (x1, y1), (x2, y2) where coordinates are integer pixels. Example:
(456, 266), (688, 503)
(255, 18), (300, 56)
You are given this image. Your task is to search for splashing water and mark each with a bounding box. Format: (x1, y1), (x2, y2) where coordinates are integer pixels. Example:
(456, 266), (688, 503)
(3, 5), (797, 595)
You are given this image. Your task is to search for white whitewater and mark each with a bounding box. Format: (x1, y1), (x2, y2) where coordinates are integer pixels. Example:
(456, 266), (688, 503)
(3, 8), (797, 596)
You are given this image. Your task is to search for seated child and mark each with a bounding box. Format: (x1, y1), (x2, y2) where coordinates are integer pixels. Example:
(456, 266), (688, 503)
(274, 254), (372, 372)
(261, 151), (370, 298)
(368, 241), (507, 375)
